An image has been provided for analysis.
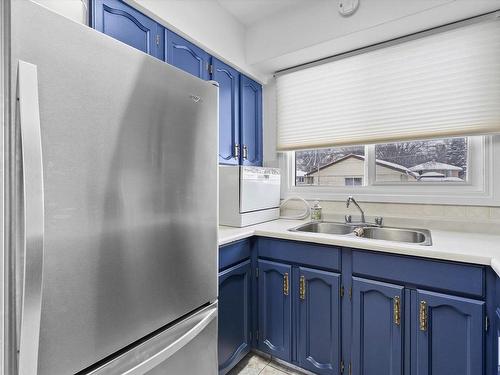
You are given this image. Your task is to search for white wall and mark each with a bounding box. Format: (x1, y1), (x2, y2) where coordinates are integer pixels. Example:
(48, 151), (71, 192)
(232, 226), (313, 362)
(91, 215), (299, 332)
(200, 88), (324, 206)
(262, 80), (278, 167)
(125, 0), (265, 82)
(247, 0), (500, 74)
(32, 0), (88, 24)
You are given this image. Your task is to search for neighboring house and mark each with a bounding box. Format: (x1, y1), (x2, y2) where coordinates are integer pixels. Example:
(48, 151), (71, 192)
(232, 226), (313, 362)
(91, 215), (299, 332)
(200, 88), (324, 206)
(409, 161), (463, 181)
(301, 154), (417, 186)
(296, 170), (307, 184)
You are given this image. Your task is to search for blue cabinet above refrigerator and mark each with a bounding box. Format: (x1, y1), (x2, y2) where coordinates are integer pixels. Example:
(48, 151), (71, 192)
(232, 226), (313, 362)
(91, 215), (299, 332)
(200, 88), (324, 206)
(91, 0), (164, 59)
(166, 30), (211, 80)
(91, 0), (263, 167)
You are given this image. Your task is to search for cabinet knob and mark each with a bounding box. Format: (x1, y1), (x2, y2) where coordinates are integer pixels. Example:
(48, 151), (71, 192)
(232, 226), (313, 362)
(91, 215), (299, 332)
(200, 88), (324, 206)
(419, 300), (428, 331)
(299, 276), (306, 300)
(283, 273), (289, 296)
(233, 144), (240, 158)
(393, 296), (401, 326)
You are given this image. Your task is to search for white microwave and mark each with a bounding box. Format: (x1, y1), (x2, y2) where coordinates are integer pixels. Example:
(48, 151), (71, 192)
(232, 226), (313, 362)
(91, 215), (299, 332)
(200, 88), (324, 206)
(219, 166), (280, 227)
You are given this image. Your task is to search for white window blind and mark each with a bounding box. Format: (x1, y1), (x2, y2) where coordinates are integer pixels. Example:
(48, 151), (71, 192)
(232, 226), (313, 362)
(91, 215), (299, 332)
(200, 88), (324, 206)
(276, 18), (500, 151)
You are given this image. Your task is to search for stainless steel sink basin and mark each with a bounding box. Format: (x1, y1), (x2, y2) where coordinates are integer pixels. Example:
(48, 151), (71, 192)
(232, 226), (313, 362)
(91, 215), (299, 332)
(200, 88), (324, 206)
(289, 222), (357, 235)
(289, 221), (432, 246)
(359, 227), (432, 246)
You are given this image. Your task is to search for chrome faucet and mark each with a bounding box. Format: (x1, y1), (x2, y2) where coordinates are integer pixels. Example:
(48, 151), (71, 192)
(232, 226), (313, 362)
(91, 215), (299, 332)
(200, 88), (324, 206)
(346, 196), (365, 224)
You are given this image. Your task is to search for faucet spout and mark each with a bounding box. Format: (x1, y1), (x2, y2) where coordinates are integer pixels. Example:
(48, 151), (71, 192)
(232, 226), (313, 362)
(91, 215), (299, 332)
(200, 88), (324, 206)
(346, 196), (366, 223)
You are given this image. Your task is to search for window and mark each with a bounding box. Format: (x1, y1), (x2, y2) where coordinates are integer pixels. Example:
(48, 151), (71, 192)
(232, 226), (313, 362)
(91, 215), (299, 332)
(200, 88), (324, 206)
(375, 138), (468, 183)
(295, 137), (469, 186)
(345, 178), (363, 187)
(296, 145), (364, 186)
(286, 135), (499, 206)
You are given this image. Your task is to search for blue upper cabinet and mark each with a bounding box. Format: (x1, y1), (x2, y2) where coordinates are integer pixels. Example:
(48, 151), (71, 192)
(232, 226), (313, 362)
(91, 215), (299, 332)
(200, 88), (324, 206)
(218, 260), (252, 375)
(91, 0), (164, 59)
(257, 259), (292, 362)
(165, 31), (210, 80)
(240, 75), (263, 166)
(415, 289), (484, 375)
(351, 277), (404, 375)
(211, 58), (240, 165)
(297, 267), (341, 375)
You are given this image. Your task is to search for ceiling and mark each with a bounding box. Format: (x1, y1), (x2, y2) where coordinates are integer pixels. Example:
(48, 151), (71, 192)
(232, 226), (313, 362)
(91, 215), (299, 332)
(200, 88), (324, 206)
(216, 0), (312, 26)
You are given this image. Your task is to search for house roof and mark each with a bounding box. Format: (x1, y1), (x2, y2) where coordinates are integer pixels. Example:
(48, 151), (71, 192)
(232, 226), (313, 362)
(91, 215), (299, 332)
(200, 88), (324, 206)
(409, 161), (463, 172)
(419, 176), (464, 182)
(420, 172), (445, 178)
(305, 154), (418, 177)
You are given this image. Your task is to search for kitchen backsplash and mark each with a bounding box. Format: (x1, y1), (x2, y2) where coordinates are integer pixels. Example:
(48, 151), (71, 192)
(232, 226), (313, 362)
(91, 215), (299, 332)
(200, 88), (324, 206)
(281, 200), (500, 234)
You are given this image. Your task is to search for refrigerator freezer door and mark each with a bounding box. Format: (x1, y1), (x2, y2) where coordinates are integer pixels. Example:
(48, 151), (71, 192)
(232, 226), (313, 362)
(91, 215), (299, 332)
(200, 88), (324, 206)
(12, 2), (218, 375)
(88, 303), (218, 375)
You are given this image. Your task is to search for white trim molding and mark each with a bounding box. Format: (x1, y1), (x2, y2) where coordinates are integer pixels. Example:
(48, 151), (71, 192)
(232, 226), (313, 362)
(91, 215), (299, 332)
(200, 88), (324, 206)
(281, 136), (500, 207)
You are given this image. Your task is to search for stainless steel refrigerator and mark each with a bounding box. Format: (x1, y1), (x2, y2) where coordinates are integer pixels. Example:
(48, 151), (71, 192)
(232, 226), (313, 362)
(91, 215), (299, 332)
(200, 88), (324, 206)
(11, 1), (218, 374)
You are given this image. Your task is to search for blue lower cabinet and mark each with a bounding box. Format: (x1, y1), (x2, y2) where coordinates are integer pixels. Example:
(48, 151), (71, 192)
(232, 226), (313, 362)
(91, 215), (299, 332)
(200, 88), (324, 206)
(351, 277), (404, 375)
(415, 289), (484, 375)
(298, 267), (341, 375)
(218, 260), (252, 375)
(166, 30), (210, 80)
(257, 259), (292, 362)
(91, 0), (164, 59)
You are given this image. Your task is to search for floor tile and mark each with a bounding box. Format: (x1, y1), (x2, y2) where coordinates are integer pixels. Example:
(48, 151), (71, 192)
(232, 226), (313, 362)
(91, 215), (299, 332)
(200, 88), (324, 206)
(267, 361), (305, 375)
(259, 365), (289, 375)
(228, 354), (270, 375)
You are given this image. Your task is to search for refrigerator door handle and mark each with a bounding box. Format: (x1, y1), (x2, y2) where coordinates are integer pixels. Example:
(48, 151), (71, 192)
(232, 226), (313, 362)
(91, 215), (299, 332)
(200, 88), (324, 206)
(17, 60), (45, 375)
(123, 306), (217, 375)
(88, 304), (218, 375)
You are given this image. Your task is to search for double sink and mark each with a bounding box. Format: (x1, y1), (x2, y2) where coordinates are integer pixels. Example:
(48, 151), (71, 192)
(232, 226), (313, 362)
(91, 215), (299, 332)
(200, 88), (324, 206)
(290, 221), (432, 246)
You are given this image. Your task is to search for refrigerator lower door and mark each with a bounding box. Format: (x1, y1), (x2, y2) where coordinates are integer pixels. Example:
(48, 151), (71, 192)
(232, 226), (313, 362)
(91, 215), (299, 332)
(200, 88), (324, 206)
(87, 302), (218, 375)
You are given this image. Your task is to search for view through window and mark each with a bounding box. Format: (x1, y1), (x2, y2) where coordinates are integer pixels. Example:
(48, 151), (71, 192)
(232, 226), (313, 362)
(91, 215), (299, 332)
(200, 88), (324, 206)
(295, 138), (468, 186)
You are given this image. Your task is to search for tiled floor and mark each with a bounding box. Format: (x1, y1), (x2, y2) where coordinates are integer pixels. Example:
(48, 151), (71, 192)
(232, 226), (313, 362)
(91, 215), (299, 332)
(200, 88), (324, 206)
(228, 353), (306, 375)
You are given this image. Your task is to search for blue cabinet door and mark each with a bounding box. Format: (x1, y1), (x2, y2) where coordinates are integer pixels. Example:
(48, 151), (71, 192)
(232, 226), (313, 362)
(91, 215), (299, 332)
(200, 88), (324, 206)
(218, 260), (252, 375)
(298, 267), (341, 375)
(166, 31), (210, 80)
(257, 259), (292, 362)
(415, 289), (484, 375)
(351, 277), (404, 375)
(91, 0), (164, 59)
(240, 75), (263, 166)
(211, 58), (239, 165)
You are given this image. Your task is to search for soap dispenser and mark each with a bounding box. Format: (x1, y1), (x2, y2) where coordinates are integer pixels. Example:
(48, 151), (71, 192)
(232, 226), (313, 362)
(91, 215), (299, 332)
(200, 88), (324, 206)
(310, 200), (322, 221)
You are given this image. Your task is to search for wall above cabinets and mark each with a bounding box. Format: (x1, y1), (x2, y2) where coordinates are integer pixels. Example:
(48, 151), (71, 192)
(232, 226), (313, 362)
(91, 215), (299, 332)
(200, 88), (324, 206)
(91, 0), (263, 167)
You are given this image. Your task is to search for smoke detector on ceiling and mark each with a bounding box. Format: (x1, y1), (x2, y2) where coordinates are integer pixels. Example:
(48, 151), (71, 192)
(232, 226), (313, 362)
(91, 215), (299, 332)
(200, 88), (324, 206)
(338, 0), (359, 17)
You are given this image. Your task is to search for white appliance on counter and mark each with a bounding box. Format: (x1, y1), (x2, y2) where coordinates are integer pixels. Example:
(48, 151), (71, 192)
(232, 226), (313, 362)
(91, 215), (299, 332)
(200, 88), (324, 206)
(219, 166), (281, 227)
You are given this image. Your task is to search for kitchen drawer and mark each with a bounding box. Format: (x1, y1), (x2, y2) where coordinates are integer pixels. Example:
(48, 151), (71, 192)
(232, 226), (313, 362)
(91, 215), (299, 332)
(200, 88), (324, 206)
(219, 239), (251, 271)
(256, 237), (341, 272)
(352, 250), (485, 298)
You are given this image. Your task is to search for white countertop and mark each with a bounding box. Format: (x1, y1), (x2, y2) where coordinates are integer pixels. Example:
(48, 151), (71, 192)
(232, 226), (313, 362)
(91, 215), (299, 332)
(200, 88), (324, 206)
(219, 219), (500, 276)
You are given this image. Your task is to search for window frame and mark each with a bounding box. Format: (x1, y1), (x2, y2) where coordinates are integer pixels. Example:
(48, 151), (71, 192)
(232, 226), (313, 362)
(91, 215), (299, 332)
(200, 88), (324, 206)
(280, 135), (500, 206)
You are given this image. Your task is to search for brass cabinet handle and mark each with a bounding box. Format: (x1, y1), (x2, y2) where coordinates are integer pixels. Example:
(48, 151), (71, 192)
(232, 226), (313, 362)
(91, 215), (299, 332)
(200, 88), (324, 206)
(234, 143), (240, 158)
(419, 300), (428, 331)
(299, 276), (306, 300)
(393, 296), (401, 326)
(283, 273), (289, 296)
